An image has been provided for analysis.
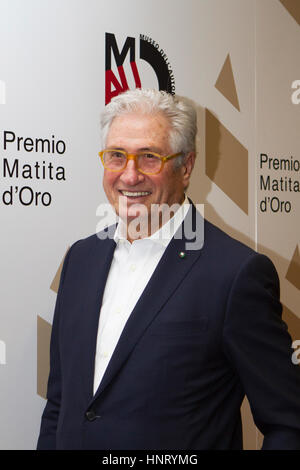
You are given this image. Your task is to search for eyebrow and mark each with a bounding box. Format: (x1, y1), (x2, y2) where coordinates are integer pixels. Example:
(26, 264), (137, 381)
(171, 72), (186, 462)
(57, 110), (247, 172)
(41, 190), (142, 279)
(107, 146), (164, 154)
(139, 147), (162, 153)
(106, 147), (125, 150)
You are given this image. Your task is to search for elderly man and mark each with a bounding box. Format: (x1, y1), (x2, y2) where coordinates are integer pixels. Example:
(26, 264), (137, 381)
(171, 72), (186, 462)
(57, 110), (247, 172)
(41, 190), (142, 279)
(37, 89), (300, 450)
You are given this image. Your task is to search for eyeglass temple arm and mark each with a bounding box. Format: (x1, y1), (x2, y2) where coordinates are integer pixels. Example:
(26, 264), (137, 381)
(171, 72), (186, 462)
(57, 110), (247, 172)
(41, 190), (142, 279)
(164, 152), (182, 162)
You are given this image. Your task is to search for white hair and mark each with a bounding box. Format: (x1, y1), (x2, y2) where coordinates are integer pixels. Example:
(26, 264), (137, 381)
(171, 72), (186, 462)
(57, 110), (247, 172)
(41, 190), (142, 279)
(100, 89), (197, 166)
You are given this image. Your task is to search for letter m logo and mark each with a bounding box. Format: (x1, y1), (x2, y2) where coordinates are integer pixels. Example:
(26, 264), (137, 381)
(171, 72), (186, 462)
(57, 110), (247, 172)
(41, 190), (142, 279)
(105, 33), (141, 105)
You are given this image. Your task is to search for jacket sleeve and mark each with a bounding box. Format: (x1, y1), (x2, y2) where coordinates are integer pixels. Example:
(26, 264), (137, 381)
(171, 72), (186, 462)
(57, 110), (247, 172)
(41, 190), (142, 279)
(36, 243), (76, 450)
(222, 253), (300, 450)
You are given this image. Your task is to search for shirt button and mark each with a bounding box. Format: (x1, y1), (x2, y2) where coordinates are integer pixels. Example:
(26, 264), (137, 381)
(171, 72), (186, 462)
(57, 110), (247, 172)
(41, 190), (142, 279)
(115, 307), (122, 315)
(101, 352), (109, 358)
(130, 264), (136, 272)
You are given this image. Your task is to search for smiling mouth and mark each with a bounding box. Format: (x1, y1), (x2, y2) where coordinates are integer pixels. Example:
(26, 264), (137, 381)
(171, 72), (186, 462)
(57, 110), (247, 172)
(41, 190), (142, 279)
(119, 190), (151, 197)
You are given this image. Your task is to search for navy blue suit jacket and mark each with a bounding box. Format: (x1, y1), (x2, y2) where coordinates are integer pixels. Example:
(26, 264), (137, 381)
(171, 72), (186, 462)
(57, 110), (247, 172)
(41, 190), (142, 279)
(37, 204), (300, 449)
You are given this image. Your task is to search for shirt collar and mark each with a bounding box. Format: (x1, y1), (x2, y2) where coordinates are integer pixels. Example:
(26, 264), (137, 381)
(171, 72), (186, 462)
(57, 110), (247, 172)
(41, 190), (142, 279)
(114, 195), (190, 247)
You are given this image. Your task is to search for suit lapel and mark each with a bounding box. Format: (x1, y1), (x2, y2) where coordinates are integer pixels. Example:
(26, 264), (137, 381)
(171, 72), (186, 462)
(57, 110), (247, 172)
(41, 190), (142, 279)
(80, 231), (116, 401)
(90, 203), (204, 404)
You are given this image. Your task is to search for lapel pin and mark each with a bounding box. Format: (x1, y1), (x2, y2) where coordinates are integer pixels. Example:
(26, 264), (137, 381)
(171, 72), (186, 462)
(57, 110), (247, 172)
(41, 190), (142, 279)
(179, 251), (186, 259)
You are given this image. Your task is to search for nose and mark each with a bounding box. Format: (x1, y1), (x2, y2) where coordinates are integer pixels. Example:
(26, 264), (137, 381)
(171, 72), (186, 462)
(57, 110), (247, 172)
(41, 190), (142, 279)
(120, 159), (144, 185)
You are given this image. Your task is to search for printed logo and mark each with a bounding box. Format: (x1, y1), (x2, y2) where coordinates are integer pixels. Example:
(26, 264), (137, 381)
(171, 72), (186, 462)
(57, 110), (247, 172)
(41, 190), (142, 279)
(105, 33), (175, 104)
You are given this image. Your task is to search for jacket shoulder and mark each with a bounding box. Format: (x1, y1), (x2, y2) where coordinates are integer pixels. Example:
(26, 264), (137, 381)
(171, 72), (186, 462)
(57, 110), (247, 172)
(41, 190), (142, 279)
(204, 219), (254, 255)
(68, 225), (117, 255)
(203, 219), (276, 276)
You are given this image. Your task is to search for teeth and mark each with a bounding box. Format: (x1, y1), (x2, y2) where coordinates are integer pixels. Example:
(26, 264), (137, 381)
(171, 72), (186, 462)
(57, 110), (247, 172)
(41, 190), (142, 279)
(121, 191), (150, 197)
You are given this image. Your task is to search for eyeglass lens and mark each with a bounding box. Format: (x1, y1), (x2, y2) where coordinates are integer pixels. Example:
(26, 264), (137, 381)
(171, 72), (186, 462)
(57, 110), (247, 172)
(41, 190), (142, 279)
(102, 151), (162, 173)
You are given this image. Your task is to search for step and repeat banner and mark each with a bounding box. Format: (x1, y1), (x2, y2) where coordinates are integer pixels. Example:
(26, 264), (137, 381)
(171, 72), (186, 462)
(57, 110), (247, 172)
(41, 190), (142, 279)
(0, 0), (299, 450)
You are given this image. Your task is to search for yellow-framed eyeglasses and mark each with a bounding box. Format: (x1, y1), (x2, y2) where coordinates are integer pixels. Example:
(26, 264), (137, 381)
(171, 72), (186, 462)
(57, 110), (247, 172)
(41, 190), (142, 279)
(99, 149), (182, 175)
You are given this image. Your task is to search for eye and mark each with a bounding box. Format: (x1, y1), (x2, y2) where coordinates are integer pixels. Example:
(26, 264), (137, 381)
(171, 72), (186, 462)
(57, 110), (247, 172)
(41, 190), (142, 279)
(143, 153), (158, 159)
(111, 151), (124, 158)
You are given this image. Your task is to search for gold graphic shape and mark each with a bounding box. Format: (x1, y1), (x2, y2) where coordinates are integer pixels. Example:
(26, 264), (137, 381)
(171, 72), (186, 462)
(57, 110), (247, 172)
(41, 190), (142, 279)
(50, 248), (69, 293)
(37, 316), (52, 399)
(215, 54), (240, 111)
(282, 304), (300, 343)
(205, 109), (248, 214)
(280, 0), (300, 26)
(286, 245), (300, 290)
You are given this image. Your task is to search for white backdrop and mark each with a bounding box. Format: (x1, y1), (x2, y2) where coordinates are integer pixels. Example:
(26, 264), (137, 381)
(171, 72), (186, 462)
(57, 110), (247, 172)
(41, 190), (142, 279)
(0, 0), (299, 449)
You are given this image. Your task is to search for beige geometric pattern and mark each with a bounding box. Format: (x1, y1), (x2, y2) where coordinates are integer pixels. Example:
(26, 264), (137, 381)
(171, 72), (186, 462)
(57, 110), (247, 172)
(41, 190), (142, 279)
(280, 0), (300, 26)
(38, 249), (69, 398)
(50, 249), (68, 293)
(37, 316), (52, 399)
(215, 54), (240, 111)
(205, 108), (248, 214)
(282, 304), (300, 343)
(285, 245), (300, 290)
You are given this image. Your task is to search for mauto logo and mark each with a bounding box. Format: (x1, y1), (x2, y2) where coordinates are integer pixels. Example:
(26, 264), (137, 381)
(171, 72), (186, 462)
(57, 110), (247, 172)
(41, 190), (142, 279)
(105, 33), (175, 104)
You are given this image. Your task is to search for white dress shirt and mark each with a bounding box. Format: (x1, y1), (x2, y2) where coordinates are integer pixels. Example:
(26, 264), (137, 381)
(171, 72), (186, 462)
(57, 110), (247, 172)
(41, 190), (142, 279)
(93, 196), (190, 394)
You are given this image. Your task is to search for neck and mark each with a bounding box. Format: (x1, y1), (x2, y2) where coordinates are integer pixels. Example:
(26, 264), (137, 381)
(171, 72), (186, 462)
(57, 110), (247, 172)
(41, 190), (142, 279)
(124, 195), (186, 243)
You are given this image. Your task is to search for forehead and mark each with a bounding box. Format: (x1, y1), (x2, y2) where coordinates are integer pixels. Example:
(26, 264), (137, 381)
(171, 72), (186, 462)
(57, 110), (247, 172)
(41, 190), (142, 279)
(106, 112), (171, 151)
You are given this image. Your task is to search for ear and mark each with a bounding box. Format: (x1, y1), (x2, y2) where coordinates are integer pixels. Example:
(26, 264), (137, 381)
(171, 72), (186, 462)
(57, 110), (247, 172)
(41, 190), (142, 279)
(182, 152), (196, 188)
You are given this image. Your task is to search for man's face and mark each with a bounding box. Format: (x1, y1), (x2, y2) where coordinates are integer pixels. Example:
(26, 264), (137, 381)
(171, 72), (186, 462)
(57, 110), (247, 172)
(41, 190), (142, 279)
(103, 112), (194, 228)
